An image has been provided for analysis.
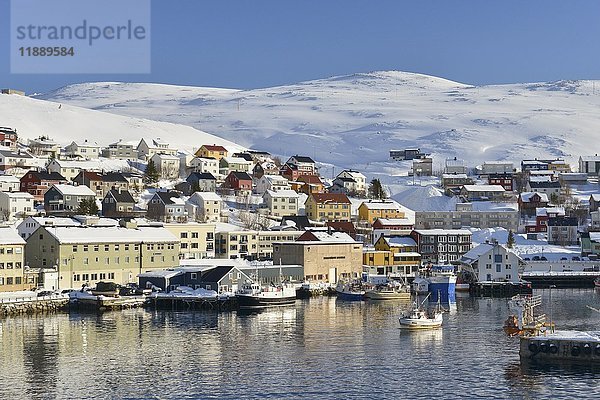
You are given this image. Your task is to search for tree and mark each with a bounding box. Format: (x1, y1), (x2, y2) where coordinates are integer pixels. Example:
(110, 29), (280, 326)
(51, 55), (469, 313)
(77, 198), (99, 215)
(144, 160), (160, 185)
(368, 179), (386, 199)
(507, 230), (515, 248)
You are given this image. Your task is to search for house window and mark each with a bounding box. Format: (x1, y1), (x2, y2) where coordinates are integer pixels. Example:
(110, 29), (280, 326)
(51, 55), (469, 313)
(191, 273), (197, 280)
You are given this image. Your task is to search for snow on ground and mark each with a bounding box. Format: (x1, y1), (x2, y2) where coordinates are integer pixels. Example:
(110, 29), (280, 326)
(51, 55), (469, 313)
(38, 71), (600, 197)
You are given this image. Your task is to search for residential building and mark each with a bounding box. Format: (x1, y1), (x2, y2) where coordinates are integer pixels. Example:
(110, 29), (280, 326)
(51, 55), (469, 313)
(410, 229), (472, 264)
(139, 265), (250, 294)
(44, 184), (96, 215)
(525, 207), (565, 234)
(101, 188), (136, 218)
(459, 185), (506, 201)
(219, 156), (253, 175)
(214, 226), (258, 260)
(176, 172), (217, 195)
(273, 231), (362, 283)
(487, 173), (514, 191)
(0, 127), (18, 150)
(147, 191), (187, 222)
(285, 155), (317, 175)
(371, 218), (415, 242)
(547, 216), (578, 245)
(526, 180), (561, 197)
(480, 161), (514, 175)
(63, 140), (101, 159)
(263, 189), (299, 218)
(547, 159), (571, 173)
(254, 174), (290, 195)
(150, 153), (180, 179)
(0, 226), (26, 292)
(195, 145), (228, 161)
(305, 193), (351, 222)
(295, 175), (325, 194)
(441, 173), (473, 191)
(190, 157), (219, 176)
(590, 194), (600, 212)
(579, 155), (600, 176)
(0, 191), (35, 220)
(410, 157), (433, 176)
(390, 148), (426, 161)
(222, 171), (253, 195)
(137, 138), (177, 160)
(332, 170), (367, 196)
(521, 159), (551, 172)
(17, 216), (83, 240)
(415, 203), (519, 231)
(363, 235), (421, 277)
(459, 241), (523, 283)
(558, 173), (588, 185)
(252, 161), (279, 178)
(445, 157), (467, 174)
(73, 171), (130, 199)
(46, 158), (131, 181)
(102, 140), (139, 160)
(358, 199), (408, 224)
(163, 222), (216, 259)
(0, 175), (20, 192)
(518, 192), (549, 217)
(0, 149), (40, 172)
(185, 192), (222, 223)
(28, 136), (60, 158)
(24, 224), (180, 289)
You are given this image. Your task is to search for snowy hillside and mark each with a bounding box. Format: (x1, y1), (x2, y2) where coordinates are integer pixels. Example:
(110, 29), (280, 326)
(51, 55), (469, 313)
(39, 72), (600, 172)
(0, 93), (243, 154)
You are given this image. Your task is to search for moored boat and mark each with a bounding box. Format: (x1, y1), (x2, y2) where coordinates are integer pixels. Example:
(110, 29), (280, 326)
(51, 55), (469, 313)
(236, 282), (296, 309)
(398, 294), (443, 329)
(335, 280), (365, 300)
(365, 284), (411, 300)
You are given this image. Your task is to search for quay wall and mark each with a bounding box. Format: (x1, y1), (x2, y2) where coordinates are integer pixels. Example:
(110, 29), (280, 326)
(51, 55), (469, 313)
(0, 296), (69, 317)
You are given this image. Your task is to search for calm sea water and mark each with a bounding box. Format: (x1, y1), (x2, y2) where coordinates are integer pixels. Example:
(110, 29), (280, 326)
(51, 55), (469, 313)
(0, 289), (599, 400)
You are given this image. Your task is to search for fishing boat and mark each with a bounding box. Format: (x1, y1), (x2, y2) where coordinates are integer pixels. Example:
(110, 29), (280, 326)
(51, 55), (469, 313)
(364, 283), (411, 300)
(398, 293), (443, 329)
(427, 265), (457, 297)
(236, 282), (296, 309)
(335, 280), (365, 300)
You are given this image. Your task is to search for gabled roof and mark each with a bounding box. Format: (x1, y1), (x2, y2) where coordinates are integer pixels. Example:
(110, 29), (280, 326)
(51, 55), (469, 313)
(155, 191), (182, 205)
(296, 230), (355, 243)
(107, 189), (135, 203)
(201, 144), (227, 152)
(520, 191), (549, 203)
(528, 180), (561, 188)
(309, 193), (351, 204)
(232, 152), (254, 162)
(297, 175), (322, 184)
(23, 170), (66, 181)
(192, 192), (222, 202)
(460, 243), (495, 265)
(360, 200), (404, 210)
(228, 171), (252, 181)
(591, 194), (600, 202)
(187, 172), (217, 182)
(264, 189), (299, 198)
(102, 172), (128, 182)
(0, 150), (33, 158)
(288, 155), (315, 164)
(386, 236), (417, 247)
(0, 226), (26, 245)
(200, 266), (242, 283)
(547, 216), (577, 226)
(280, 216), (311, 230)
(461, 185), (505, 192)
(325, 221), (356, 235)
(51, 184), (95, 196)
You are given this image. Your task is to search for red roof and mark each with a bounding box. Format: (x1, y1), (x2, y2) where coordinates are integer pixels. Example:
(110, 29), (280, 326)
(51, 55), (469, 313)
(202, 145), (227, 152)
(297, 175), (322, 184)
(310, 193), (351, 204)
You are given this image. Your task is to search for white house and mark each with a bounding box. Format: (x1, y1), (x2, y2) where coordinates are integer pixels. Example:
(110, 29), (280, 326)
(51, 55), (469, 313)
(263, 189), (299, 218)
(480, 161), (514, 175)
(137, 138), (177, 160)
(332, 170), (367, 195)
(219, 156), (253, 175)
(526, 180), (561, 197)
(0, 175), (20, 192)
(254, 174), (290, 195)
(150, 153), (180, 180)
(190, 157), (219, 176)
(185, 192), (222, 223)
(459, 241), (523, 283)
(62, 140), (102, 159)
(445, 158), (467, 174)
(0, 191), (35, 220)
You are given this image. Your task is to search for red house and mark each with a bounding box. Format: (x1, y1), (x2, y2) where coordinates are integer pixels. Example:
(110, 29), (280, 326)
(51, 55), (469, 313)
(20, 170), (68, 202)
(518, 191), (549, 217)
(525, 207), (565, 233)
(223, 171), (252, 194)
(0, 127), (18, 150)
(488, 173), (513, 191)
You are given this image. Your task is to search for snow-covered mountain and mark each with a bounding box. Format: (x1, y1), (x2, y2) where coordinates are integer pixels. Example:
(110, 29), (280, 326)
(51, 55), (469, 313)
(0, 92), (242, 154)
(38, 71), (600, 175)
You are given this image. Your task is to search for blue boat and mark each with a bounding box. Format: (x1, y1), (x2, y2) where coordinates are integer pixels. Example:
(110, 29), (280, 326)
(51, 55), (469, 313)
(427, 265), (457, 298)
(335, 281), (365, 300)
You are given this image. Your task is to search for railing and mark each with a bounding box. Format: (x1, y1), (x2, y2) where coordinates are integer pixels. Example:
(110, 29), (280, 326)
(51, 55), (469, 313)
(0, 294), (68, 304)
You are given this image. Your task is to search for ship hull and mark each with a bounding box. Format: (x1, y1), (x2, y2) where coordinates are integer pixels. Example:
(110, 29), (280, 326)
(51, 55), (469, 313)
(237, 294), (296, 309)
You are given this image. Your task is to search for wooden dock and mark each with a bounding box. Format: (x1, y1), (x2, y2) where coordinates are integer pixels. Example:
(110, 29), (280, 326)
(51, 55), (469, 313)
(149, 295), (238, 311)
(521, 271), (598, 288)
(470, 281), (533, 297)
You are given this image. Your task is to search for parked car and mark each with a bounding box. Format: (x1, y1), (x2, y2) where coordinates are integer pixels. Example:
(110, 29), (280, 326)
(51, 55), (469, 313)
(572, 256), (581, 261)
(36, 290), (55, 297)
(540, 256), (548, 261)
(532, 256), (540, 261)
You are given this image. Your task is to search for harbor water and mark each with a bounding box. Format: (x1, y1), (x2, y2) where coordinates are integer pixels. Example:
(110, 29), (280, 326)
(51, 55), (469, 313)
(0, 289), (598, 399)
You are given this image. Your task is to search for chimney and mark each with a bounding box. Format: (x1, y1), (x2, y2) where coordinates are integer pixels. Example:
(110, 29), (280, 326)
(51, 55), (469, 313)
(118, 186), (122, 194)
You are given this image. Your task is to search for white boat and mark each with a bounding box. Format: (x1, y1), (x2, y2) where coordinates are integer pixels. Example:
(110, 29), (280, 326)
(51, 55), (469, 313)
(236, 282), (296, 309)
(399, 294), (443, 329)
(365, 284), (411, 300)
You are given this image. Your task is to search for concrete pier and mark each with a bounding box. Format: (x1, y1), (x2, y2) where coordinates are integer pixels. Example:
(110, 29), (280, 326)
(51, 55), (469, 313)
(520, 331), (600, 363)
(0, 295), (69, 317)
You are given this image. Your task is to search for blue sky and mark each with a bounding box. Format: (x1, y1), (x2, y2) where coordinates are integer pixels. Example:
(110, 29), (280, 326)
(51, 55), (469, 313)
(2, 0), (600, 93)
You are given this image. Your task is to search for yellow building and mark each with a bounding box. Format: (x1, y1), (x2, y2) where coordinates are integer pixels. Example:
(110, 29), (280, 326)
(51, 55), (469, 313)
(195, 145), (228, 161)
(304, 193), (351, 222)
(163, 222), (216, 259)
(547, 160), (571, 173)
(0, 227), (26, 292)
(362, 235), (421, 277)
(25, 225), (180, 290)
(358, 199), (407, 223)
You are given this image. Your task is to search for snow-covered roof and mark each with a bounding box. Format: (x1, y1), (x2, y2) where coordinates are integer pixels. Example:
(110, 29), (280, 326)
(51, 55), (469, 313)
(264, 189), (299, 198)
(193, 192), (222, 202)
(223, 156), (252, 164)
(483, 161), (513, 165)
(460, 243), (494, 263)
(529, 170), (555, 176)
(529, 176), (551, 183)
(461, 185), (505, 192)
(442, 173), (468, 179)
(138, 269), (182, 279)
(52, 184), (95, 196)
(151, 153), (179, 160)
(264, 174), (288, 184)
(27, 216), (81, 227)
(589, 232), (600, 242)
(45, 226), (178, 244)
(413, 229), (471, 235)
(298, 231), (355, 243)
(519, 192), (549, 203)
(445, 158), (465, 167)
(51, 158), (131, 171)
(591, 194), (600, 202)
(0, 226), (26, 245)
(360, 200), (404, 210)
(374, 218), (413, 226)
(386, 236), (417, 247)
(580, 155), (600, 162)
(0, 175), (20, 183)
(536, 207), (565, 217)
(0, 191), (34, 199)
